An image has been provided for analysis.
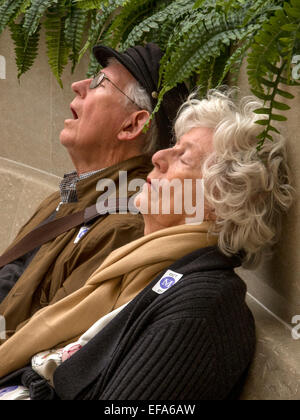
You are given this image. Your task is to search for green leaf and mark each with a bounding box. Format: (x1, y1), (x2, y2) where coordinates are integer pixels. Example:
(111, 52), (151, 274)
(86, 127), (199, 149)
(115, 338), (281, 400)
(160, 9), (252, 90)
(9, 20), (41, 79)
(272, 100), (291, 111)
(65, 5), (88, 72)
(23, 0), (59, 42)
(44, 7), (70, 88)
(251, 89), (273, 101)
(217, 37), (254, 86)
(122, 0), (195, 50)
(73, 0), (103, 10)
(284, 3), (300, 18)
(86, 50), (101, 78)
(193, 0), (206, 9)
(107, 0), (158, 49)
(257, 131), (274, 141)
(247, 7), (288, 92)
(281, 23), (299, 32)
(276, 88), (295, 99)
(254, 108), (271, 115)
(0, 0), (25, 35)
(268, 125), (281, 134)
(255, 119), (270, 126)
(270, 113), (287, 121)
(258, 77), (276, 88)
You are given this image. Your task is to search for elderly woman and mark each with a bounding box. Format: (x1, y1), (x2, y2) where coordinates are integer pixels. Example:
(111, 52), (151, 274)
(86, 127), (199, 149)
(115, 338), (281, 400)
(0, 90), (293, 400)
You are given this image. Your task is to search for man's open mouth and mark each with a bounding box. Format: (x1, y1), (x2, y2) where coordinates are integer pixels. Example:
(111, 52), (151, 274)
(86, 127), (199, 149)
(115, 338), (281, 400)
(70, 106), (79, 120)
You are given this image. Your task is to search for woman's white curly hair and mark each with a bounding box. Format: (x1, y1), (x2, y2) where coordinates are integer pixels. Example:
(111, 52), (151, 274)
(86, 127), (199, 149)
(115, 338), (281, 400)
(175, 88), (294, 267)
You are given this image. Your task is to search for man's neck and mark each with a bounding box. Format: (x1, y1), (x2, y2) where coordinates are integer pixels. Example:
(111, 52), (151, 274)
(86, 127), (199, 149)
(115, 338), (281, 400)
(70, 149), (143, 177)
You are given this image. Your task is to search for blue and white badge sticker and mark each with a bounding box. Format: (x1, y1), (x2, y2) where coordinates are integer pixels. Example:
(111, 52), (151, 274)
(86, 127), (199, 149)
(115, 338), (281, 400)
(74, 226), (90, 244)
(152, 270), (184, 295)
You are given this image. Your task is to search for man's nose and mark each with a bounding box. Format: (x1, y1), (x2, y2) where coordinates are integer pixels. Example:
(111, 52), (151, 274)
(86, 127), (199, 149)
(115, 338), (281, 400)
(71, 78), (91, 98)
(152, 148), (172, 173)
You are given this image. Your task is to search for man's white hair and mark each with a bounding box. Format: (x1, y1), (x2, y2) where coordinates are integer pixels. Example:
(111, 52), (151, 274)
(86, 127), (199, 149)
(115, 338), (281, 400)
(107, 57), (158, 155)
(175, 89), (294, 267)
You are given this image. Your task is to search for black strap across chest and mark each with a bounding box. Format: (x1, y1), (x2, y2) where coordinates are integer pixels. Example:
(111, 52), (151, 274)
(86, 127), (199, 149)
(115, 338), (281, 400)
(0, 199), (130, 269)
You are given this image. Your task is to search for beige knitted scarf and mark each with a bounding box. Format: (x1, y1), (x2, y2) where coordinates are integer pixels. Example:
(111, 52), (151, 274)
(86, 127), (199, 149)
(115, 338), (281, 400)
(0, 222), (218, 378)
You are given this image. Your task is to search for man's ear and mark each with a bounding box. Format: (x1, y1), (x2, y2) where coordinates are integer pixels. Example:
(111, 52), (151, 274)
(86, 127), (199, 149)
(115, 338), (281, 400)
(117, 110), (150, 142)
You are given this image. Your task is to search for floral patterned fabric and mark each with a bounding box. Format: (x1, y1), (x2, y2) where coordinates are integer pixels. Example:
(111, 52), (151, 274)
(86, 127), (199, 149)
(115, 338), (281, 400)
(0, 386), (30, 400)
(31, 344), (83, 386)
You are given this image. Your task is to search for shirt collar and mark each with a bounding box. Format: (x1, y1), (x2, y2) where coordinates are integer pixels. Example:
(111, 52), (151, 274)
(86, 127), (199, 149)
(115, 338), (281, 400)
(59, 169), (106, 204)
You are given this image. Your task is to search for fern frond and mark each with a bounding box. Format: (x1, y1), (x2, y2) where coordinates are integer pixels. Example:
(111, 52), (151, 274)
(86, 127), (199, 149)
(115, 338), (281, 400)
(284, 0), (300, 18)
(253, 62), (293, 149)
(160, 10), (251, 92)
(247, 8), (288, 93)
(243, 0), (282, 26)
(9, 20), (41, 79)
(79, 0), (125, 71)
(246, 1), (300, 148)
(280, 0), (300, 80)
(44, 6), (70, 88)
(72, 0), (103, 10)
(23, 0), (59, 42)
(107, 0), (157, 49)
(65, 5), (88, 72)
(217, 39), (252, 86)
(0, 0), (25, 35)
(14, 0), (31, 20)
(193, 0), (206, 9)
(122, 0), (195, 50)
(196, 55), (229, 97)
(86, 51), (101, 77)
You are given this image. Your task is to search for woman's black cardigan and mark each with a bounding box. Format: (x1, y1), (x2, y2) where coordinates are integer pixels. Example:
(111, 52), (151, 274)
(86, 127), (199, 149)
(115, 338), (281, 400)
(0, 246), (256, 400)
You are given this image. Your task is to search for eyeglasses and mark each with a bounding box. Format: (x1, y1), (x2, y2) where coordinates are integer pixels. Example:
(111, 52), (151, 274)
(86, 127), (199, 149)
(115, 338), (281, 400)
(90, 72), (141, 109)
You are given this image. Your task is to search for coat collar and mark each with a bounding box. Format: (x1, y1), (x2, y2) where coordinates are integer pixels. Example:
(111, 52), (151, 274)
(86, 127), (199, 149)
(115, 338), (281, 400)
(56, 155), (153, 216)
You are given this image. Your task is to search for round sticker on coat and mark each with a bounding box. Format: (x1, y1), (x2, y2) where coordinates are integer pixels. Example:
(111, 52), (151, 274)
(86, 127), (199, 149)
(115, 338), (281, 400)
(160, 276), (176, 290)
(152, 270), (184, 295)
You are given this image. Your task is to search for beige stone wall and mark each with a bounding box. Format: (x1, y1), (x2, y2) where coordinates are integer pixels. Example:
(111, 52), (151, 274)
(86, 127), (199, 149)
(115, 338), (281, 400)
(0, 157), (59, 254)
(242, 295), (300, 400)
(0, 28), (89, 177)
(237, 61), (300, 326)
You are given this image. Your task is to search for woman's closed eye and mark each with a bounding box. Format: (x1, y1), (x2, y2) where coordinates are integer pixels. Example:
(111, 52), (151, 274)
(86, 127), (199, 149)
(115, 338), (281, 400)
(180, 158), (189, 165)
(178, 152), (191, 166)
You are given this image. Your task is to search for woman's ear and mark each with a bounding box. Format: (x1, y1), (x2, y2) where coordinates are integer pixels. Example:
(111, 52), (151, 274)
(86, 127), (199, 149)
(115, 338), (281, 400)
(117, 110), (150, 142)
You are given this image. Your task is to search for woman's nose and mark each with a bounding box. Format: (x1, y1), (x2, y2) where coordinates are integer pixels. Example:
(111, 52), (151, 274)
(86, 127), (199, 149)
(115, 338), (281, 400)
(152, 148), (172, 173)
(71, 78), (91, 98)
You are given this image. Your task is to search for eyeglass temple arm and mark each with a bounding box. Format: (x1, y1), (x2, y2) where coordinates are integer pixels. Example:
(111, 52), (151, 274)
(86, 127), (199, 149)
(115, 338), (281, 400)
(104, 75), (139, 107)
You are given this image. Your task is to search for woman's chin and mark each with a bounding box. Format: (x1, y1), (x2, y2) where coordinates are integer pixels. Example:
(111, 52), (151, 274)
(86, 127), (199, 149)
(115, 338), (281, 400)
(134, 186), (152, 215)
(133, 194), (141, 210)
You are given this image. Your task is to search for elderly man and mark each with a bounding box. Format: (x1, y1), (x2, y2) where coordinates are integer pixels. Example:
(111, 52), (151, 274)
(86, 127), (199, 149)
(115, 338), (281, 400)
(0, 43), (187, 338)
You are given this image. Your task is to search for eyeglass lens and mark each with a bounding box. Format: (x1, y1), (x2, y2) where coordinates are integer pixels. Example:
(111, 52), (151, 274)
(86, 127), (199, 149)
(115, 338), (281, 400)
(90, 73), (104, 89)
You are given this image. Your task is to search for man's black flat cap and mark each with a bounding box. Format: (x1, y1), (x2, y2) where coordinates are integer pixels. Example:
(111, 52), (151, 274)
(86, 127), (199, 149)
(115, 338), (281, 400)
(93, 43), (188, 150)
